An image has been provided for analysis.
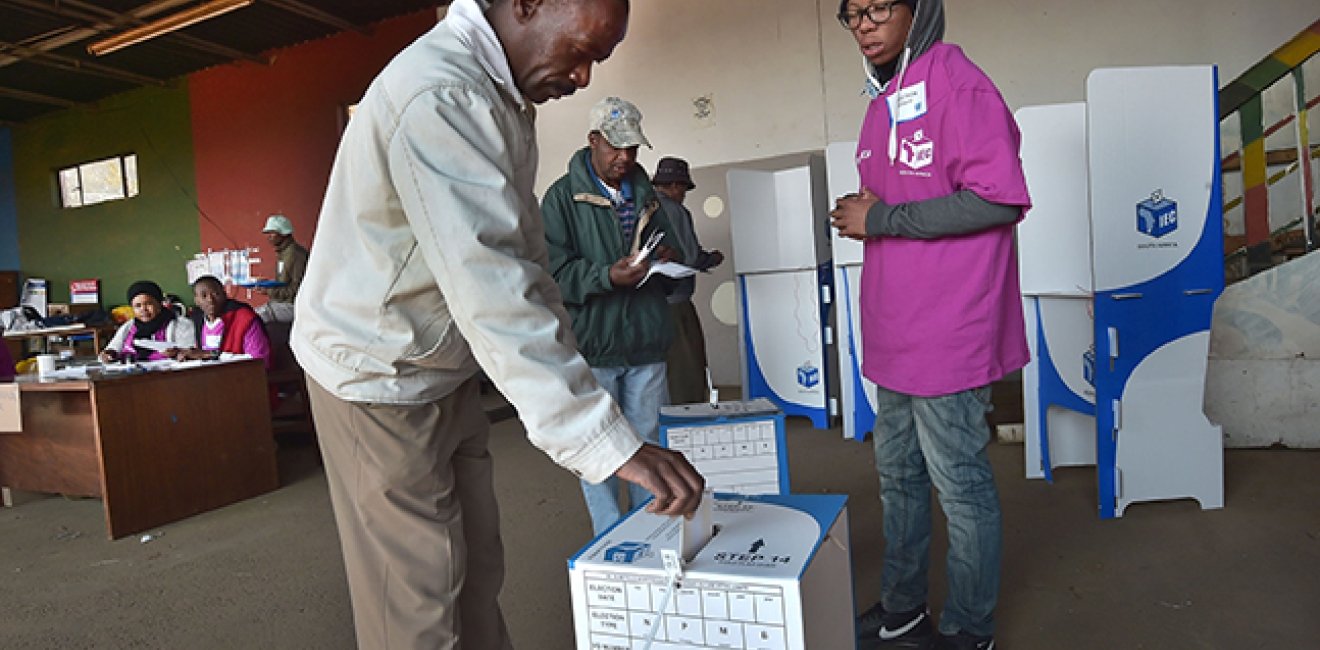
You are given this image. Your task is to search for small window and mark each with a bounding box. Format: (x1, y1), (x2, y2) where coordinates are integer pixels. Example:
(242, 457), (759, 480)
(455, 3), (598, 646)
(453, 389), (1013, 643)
(57, 153), (139, 208)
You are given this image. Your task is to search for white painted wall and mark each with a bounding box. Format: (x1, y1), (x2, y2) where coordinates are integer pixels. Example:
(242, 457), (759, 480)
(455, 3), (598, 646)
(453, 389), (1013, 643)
(1207, 251), (1320, 447)
(529, 0), (1318, 387)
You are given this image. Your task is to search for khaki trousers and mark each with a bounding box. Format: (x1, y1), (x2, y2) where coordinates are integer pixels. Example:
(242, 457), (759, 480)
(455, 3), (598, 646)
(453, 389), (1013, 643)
(308, 378), (512, 650)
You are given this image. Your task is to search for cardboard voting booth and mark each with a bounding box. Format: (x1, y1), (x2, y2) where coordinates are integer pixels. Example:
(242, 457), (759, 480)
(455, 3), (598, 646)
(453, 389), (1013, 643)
(659, 399), (788, 496)
(568, 493), (853, 650)
(824, 140), (878, 442)
(1016, 66), (1225, 518)
(727, 157), (837, 430)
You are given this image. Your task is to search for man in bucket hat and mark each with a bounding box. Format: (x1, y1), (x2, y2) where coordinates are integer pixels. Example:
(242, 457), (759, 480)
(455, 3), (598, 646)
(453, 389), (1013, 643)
(541, 96), (680, 534)
(652, 156), (724, 404)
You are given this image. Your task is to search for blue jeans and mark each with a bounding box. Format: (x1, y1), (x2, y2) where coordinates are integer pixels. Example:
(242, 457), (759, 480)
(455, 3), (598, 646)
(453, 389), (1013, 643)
(873, 385), (1001, 637)
(581, 362), (669, 535)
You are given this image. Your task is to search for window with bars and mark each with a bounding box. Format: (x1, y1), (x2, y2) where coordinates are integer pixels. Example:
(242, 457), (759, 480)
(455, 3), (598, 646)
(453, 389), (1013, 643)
(57, 153), (139, 209)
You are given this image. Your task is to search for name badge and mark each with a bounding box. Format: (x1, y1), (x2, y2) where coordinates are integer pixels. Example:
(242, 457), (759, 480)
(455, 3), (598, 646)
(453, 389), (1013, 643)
(887, 81), (927, 124)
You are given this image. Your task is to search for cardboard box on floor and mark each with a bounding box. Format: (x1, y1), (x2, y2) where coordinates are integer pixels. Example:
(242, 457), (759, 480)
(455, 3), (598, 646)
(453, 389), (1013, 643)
(568, 493), (853, 650)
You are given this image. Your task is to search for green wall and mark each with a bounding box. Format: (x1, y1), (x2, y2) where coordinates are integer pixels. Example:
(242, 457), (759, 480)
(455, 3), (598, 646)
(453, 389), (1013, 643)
(13, 81), (200, 309)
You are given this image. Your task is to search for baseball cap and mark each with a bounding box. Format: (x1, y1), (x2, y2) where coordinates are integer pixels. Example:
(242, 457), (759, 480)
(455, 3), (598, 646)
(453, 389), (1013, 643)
(263, 214), (294, 235)
(589, 97), (651, 149)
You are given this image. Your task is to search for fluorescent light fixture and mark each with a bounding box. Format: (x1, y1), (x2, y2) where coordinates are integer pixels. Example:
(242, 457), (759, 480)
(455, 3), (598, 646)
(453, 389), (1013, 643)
(88, 0), (255, 57)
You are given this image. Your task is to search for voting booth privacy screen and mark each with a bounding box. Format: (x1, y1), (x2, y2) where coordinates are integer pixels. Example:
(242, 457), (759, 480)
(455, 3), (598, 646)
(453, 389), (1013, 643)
(825, 140), (878, 442)
(727, 158), (837, 430)
(1016, 65), (1225, 519)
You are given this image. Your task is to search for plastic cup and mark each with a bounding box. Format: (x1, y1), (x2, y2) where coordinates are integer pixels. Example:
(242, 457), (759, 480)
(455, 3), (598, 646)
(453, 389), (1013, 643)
(36, 354), (58, 376)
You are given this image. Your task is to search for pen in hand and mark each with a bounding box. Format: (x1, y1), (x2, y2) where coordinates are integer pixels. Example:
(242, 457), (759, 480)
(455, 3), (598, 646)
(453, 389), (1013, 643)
(629, 231), (665, 267)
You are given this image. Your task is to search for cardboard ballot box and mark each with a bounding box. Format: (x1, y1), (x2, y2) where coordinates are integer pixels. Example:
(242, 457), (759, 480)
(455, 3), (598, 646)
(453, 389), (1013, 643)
(659, 399), (788, 496)
(568, 493), (853, 650)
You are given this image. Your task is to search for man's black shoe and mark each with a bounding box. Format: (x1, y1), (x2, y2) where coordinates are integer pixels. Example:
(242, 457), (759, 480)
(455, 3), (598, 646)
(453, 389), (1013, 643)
(937, 631), (995, 650)
(856, 601), (936, 649)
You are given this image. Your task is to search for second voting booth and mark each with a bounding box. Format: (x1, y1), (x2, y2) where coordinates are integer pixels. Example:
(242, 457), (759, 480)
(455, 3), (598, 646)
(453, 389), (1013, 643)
(726, 158), (836, 430)
(1017, 65), (1225, 518)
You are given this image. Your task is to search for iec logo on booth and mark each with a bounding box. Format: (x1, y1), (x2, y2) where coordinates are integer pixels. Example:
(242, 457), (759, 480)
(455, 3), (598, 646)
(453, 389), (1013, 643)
(1136, 189), (1178, 238)
(796, 361), (821, 389)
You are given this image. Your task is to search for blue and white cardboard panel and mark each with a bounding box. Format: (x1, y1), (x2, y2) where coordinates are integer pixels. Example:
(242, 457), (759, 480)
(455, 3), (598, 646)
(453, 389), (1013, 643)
(1087, 66), (1224, 518)
(659, 399), (789, 495)
(1015, 103), (1093, 297)
(1015, 102), (1097, 479)
(825, 140), (877, 441)
(736, 267), (835, 429)
(832, 263), (877, 442)
(825, 141), (865, 267)
(568, 493), (853, 650)
(727, 160), (830, 275)
(728, 156), (837, 430)
(1022, 296), (1097, 480)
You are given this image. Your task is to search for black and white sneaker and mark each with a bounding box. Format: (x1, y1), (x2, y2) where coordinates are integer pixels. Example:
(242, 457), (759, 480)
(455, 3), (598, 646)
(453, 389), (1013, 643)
(856, 601), (936, 649)
(937, 631), (995, 650)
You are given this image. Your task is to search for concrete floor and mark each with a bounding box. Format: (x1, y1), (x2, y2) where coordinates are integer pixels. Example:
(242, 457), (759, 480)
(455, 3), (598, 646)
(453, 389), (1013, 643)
(3, 393), (1319, 649)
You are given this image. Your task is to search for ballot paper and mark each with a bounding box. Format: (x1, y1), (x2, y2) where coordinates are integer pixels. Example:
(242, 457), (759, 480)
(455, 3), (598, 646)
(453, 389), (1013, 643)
(130, 339), (177, 352)
(679, 491), (715, 563)
(636, 261), (698, 288)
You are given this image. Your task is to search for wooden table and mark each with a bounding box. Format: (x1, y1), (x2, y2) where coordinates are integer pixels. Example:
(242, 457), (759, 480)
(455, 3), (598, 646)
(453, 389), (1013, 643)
(3, 323), (114, 356)
(0, 359), (279, 539)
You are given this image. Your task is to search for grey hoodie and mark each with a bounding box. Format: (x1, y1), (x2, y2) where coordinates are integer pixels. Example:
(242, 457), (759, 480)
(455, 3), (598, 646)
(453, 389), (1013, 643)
(850, 0), (945, 92)
(844, 0), (1020, 239)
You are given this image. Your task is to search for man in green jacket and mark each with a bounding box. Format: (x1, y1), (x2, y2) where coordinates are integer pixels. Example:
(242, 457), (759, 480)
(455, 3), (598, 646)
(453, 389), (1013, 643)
(542, 96), (677, 534)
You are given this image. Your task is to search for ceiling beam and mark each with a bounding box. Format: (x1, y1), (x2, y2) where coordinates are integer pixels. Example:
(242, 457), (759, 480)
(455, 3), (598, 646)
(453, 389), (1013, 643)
(0, 0), (266, 65)
(264, 0), (367, 35)
(0, 40), (165, 86)
(0, 86), (79, 107)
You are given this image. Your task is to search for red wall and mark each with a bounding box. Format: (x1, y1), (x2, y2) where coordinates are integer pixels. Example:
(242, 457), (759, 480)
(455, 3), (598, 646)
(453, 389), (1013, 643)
(189, 10), (436, 283)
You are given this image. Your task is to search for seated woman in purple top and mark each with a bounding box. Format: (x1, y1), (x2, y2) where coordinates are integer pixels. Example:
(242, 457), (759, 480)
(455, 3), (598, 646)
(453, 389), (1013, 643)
(176, 275), (272, 369)
(100, 280), (197, 362)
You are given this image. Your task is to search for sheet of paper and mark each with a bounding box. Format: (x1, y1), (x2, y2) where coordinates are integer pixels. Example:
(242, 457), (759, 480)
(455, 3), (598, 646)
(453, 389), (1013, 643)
(130, 339), (179, 352)
(42, 366), (91, 381)
(637, 261), (698, 287)
(680, 491), (715, 563)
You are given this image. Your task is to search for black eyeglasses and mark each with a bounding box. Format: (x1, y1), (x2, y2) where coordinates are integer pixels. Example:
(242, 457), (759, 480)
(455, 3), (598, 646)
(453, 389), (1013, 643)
(837, 1), (908, 30)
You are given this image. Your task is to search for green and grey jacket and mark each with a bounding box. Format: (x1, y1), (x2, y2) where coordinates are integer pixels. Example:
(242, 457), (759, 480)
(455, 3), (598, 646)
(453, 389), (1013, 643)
(542, 148), (676, 368)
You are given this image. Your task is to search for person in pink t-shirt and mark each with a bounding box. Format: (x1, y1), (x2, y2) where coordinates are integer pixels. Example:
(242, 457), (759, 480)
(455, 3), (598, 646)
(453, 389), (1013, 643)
(830, 1), (1031, 649)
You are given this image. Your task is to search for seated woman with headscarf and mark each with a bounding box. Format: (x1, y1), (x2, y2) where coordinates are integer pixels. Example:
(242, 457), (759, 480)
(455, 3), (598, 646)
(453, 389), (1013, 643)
(100, 280), (197, 362)
(176, 275), (272, 368)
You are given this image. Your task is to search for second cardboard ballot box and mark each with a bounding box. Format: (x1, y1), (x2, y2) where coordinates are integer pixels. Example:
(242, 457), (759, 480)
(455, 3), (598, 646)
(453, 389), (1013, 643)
(659, 398), (788, 496)
(568, 493), (853, 650)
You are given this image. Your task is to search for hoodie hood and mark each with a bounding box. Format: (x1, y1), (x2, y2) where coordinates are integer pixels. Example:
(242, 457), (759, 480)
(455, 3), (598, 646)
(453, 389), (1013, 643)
(848, 0), (946, 165)
(858, 0), (946, 92)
